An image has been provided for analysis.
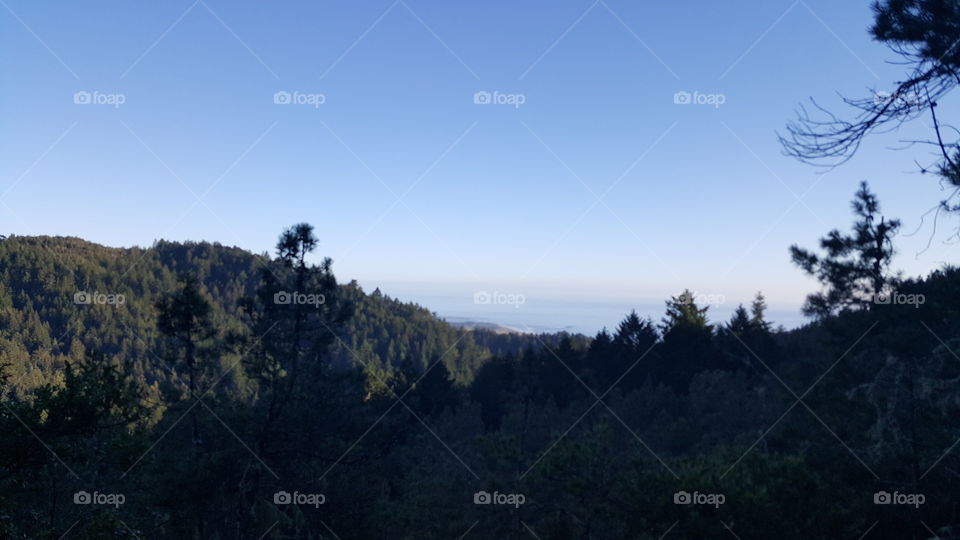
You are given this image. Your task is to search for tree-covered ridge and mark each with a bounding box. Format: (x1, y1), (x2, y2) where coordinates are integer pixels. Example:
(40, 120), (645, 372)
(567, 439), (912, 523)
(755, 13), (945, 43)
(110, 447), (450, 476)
(0, 235), (542, 399)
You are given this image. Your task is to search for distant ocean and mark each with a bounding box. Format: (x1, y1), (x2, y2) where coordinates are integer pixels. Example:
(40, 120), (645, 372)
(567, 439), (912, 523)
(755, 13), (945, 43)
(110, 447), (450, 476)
(368, 285), (808, 336)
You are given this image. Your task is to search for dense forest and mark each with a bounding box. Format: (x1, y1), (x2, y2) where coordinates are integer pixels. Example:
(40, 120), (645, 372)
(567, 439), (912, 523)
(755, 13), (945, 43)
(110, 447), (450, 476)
(1, 201), (959, 538)
(0, 233), (554, 395)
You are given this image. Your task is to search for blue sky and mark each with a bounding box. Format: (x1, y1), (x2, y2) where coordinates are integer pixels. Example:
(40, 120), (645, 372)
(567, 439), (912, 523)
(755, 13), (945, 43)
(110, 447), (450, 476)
(1, 0), (956, 333)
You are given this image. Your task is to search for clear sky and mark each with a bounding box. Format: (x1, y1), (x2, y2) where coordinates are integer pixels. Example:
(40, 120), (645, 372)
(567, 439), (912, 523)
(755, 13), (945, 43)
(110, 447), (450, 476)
(1, 0), (956, 333)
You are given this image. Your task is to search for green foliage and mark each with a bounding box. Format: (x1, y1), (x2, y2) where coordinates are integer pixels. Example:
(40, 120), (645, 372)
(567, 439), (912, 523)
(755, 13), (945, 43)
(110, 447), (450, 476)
(0, 235), (518, 400)
(2, 227), (960, 538)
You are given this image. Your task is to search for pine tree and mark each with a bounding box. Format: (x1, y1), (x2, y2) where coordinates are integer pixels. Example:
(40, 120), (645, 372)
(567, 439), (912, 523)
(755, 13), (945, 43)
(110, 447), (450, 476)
(657, 290), (717, 390)
(727, 305), (752, 334)
(661, 290), (710, 333)
(750, 292), (771, 332)
(244, 223), (348, 408)
(720, 295), (778, 375)
(601, 312), (659, 391)
(614, 310), (658, 354)
(790, 181), (901, 317)
(155, 272), (216, 446)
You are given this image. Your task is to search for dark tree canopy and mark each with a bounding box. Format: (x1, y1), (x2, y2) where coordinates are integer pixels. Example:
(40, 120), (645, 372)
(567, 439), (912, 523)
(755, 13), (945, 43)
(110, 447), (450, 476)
(790, 181), (902, 317)
(2, 231), (960, 538)
(780, 0), (960, 224)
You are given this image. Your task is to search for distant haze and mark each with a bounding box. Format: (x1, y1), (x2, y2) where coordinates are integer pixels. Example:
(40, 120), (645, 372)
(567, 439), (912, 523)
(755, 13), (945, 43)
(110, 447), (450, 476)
(362, 280), (807, 335)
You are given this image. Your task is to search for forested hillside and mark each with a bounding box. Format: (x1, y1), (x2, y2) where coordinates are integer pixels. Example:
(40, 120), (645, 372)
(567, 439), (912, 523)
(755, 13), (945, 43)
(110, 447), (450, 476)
(1, 221), (959, 538)
(0, 234), (556, 399)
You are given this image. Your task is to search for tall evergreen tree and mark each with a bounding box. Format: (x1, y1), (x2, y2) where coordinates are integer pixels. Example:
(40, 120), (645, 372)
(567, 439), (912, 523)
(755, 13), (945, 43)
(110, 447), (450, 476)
(727, 305), (752, 334)
(750, 292), (772, 332)
(661, 290), (710, 333)
(614, 311), (658, 355)
(155, 272), (216, 446)
(720, 294), (778, 375)
(658, 290), (717, 390)
(604, 312), (659, 391)
(242, 223), (349, 425)
(790, 181), (901, 317)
